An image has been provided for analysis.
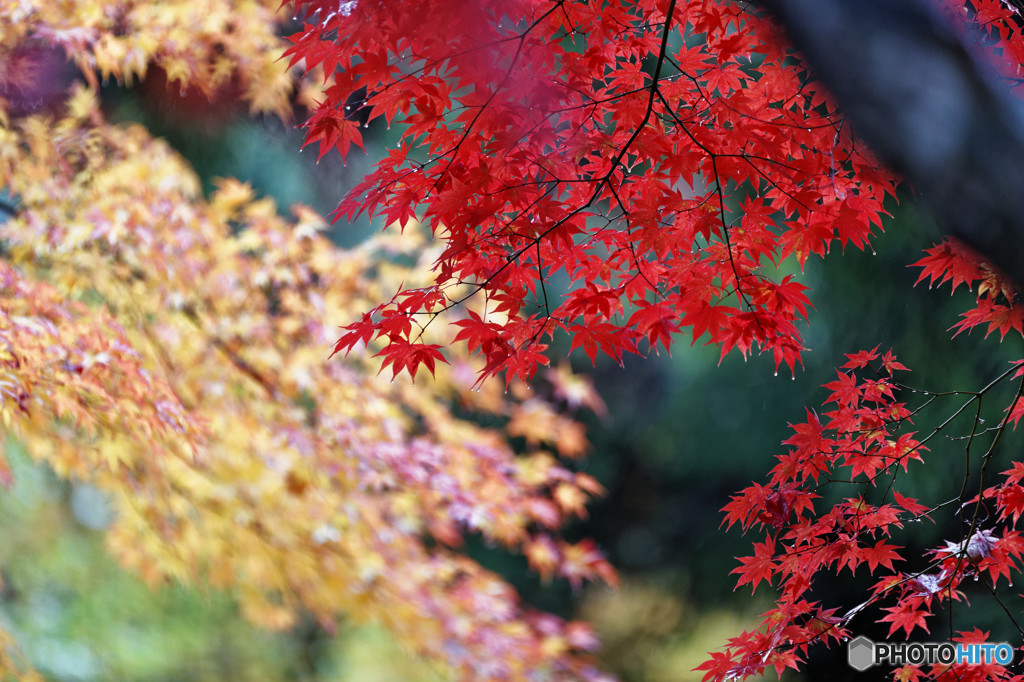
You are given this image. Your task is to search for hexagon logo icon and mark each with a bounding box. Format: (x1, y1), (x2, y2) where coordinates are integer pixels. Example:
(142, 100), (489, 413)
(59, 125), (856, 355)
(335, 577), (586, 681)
(848, 636), (875, 671)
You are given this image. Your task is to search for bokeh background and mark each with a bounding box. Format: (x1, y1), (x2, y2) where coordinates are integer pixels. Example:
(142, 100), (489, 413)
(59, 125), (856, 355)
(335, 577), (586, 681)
(2, 60), (1023, 682)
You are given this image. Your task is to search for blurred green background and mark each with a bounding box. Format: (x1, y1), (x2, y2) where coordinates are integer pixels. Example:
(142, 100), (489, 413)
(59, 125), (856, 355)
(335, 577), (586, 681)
(2, 67), (1024, 682)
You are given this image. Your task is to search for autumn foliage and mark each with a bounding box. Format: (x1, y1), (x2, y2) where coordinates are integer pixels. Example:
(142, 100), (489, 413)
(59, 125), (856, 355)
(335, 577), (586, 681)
(8, 0), (1024, 680)
(0, 2), (616, 680)
(285, 0), (1024, 679)
(304, 0), (896, 383)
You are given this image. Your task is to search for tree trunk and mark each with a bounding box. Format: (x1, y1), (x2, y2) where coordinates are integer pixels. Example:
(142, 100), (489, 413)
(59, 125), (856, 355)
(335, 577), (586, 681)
(752, 0), (1024, 290)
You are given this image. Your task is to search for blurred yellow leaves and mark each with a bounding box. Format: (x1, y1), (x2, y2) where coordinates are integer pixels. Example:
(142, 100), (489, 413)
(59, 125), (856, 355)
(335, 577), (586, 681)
(0, 0), (293, 117)
(509, 399), (589, 458)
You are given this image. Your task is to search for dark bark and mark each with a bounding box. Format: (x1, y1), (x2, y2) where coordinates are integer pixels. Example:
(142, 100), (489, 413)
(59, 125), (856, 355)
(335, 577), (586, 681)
(751, 0), (1024, 289)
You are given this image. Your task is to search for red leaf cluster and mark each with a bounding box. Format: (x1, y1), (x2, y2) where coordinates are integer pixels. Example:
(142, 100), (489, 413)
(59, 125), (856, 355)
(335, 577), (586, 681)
(914, 239), (1021, 340)
(705, 352), (927, 678)
(707, 344), (1024, 680)
(288, 0), (897, 382)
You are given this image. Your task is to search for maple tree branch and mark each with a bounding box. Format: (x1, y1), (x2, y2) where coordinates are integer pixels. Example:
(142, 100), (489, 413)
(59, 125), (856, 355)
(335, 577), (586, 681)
(425, 1), (569, 196)
(961, 372), (1024, 548)
(750, 0), (1024, 289)
(597, 0), (677, 195)
(534, 240), (550, 316)
(423, 1), (680, 322)
(180, 306), (279, 399)
(737, 355), (1024, 662)
(979, 568), (1024, 639)
(709, 155), (755, 310)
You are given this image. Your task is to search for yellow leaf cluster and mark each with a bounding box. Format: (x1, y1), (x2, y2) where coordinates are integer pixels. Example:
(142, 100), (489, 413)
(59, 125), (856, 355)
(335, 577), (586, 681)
(0, 0), (293, 116)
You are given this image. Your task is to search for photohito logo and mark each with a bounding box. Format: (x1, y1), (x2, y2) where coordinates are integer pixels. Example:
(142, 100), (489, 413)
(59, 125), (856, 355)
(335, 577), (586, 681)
(847, 636), (1015, 671)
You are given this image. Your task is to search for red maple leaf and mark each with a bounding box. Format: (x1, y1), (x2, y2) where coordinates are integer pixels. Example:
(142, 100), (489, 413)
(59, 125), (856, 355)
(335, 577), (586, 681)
(374, 340), (447, 382)
(880, 600), (931, 638)
(732, 538), (777, 593)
